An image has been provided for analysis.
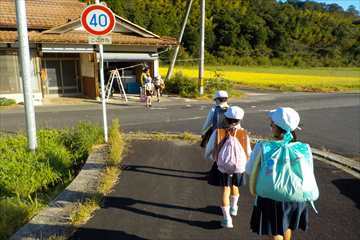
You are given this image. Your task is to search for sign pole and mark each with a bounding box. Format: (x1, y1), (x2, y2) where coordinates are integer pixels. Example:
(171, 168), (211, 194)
(95, 0), (108, 143)
(198, 0), (205, 96)
(99, 43), (108, 143)
(15, 0), (37, 151)
(82, 1), (115, 143)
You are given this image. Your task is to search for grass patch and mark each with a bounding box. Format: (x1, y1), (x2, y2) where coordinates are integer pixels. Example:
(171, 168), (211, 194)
(70, 198), (100, 226)
(0, 122), (103, 240)
(69, 119), (125, 227)
(160, 66), (360, 92)
(125, 131), (200, 143)
(0, 97), (16, 107)
(98, 166), (121, 195)
(108, 119), (125, 166)
(48, 236), (67, 240)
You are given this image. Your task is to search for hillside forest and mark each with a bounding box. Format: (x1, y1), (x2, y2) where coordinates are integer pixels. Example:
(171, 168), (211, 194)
(85, 0), (360, 67)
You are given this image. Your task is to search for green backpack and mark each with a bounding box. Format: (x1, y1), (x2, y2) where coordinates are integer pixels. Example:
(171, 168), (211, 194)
(255, 133), (319, 205)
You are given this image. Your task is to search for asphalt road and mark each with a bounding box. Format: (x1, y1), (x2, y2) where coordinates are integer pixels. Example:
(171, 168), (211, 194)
(1, 92), (359, 157)
(71, 140), (360, 240)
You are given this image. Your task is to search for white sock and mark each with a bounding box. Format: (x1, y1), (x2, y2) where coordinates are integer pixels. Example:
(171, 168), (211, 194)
(221, 206), (231, 220)
(230, 195), (239, 209)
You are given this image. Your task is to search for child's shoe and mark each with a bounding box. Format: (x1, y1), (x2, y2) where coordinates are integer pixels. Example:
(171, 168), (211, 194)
(230, 206), (238, 216)
(221, 218), (233, 228)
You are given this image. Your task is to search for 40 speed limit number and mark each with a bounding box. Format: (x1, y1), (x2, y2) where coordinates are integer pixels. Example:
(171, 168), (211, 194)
(81, 4), (115, 36)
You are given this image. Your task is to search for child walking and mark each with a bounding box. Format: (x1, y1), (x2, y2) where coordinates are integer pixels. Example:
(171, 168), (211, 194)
(246, 107), (318, 240)
(205, 106), (252, 228)
(200, 90), (229, 147)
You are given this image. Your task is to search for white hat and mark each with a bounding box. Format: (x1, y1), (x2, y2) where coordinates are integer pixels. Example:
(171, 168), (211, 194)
(214, 90), (228, 99)
(267, 107), (300, 132)
(224, 106), (244, 120)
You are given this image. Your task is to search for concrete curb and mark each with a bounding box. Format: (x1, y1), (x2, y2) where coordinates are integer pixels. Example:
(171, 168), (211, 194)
(10, 145), (108, 240)
(311, 148), (360, 179)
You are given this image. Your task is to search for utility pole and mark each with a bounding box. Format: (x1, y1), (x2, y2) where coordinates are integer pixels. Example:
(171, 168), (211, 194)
(15, 0), (37, 151)
(198, 0), (205, 95)
(165, 0), (194, 82)
(95, 0), (108, 143)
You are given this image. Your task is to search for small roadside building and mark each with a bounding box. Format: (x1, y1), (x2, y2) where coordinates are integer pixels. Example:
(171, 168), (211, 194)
(0, 0), (176, 103)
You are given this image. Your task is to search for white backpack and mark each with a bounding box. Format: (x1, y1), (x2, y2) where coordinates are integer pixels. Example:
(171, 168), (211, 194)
(217, 129), (247, 174)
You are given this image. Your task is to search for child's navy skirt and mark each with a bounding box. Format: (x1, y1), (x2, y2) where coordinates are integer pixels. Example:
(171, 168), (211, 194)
(250, 196), (309, 236)
(207, 162), (245, 187)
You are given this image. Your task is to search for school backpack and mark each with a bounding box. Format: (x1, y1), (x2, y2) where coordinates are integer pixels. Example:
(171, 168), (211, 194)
(255, 138), (319, 203)
(216, 128), (249, 174)
(212, 106), (228, 131)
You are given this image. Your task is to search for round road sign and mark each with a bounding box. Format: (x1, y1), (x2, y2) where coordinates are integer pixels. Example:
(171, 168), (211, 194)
(81, 4), (115, 36)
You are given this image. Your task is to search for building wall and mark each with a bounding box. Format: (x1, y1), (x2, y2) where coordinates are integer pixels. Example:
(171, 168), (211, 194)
(80, 53), (98, 99)
(0, 49), (42, 104)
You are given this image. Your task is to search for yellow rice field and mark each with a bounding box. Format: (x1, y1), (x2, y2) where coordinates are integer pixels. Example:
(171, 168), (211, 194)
(159, 66), (360, 92)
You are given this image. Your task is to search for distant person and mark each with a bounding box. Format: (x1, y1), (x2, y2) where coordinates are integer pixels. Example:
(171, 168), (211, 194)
(154, 75), (165, 102)
(140, 65), (151, 102)
(205, 106), (252, 228)
(140, 65), (150, 87)
(246, 107), (319, 240)
(144, 74), (154, 108)
(200, 90), (229, 147)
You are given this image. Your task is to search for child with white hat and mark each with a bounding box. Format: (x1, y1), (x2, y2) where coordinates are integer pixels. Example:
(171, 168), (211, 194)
(200, 90), (229, 147)
(246, 107), (312, 240)
(205, 106), (252, 228)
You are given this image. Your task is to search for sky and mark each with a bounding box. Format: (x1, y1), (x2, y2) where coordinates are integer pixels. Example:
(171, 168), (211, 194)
(314, 0), (359, 10)
(279, 0), (359, 10)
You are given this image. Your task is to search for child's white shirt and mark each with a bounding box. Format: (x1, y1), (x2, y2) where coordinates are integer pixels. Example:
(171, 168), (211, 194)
(245, 142), (262, 175)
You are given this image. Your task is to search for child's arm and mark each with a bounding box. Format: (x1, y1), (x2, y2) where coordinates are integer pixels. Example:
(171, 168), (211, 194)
(245, 142), (261, 175)
(201, 107), (215, 135)
(204, 131), (217, 161)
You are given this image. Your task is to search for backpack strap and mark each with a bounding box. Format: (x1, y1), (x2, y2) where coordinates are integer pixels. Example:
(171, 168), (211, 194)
(213, 128), (227, 161)
(235, 129), (249, 159)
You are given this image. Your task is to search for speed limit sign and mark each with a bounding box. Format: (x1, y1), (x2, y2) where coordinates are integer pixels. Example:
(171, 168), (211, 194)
(81, 4), (115, 36)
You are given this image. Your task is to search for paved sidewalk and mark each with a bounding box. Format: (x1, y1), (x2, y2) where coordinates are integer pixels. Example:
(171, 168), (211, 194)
(71, 140), (360, 240)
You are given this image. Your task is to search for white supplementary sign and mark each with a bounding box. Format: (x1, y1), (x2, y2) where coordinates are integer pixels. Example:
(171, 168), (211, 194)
(81, 4), (115, 36)
(88, 36), (112, 44)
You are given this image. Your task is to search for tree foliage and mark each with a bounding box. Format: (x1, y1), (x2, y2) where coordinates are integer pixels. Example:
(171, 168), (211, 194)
(90, 0), (360, 67)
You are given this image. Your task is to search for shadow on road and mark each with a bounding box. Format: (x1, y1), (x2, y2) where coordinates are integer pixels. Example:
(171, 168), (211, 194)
(332, 178), (360, 209)
(71, 228), (148, 240)
(121, 164), (208, 181)
(103, 196), (222, 230)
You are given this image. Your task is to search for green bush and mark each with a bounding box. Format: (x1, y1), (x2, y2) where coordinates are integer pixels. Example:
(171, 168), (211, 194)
(61, 122), (103, 167)
(204, 72), (232, 97)
(0, 198), (40, 240)
(0, 122), (103, 199)
(165, 71), (233, 98)
(0, 98), (16, 107)
(165, 72), (198, 98)
(0, 122), (103, 239)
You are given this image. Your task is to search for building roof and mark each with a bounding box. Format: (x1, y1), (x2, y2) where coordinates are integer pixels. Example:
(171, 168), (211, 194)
(0, 0), (85, 29)
(0, 0), (177, 47)
(0, 30), (177, 46)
